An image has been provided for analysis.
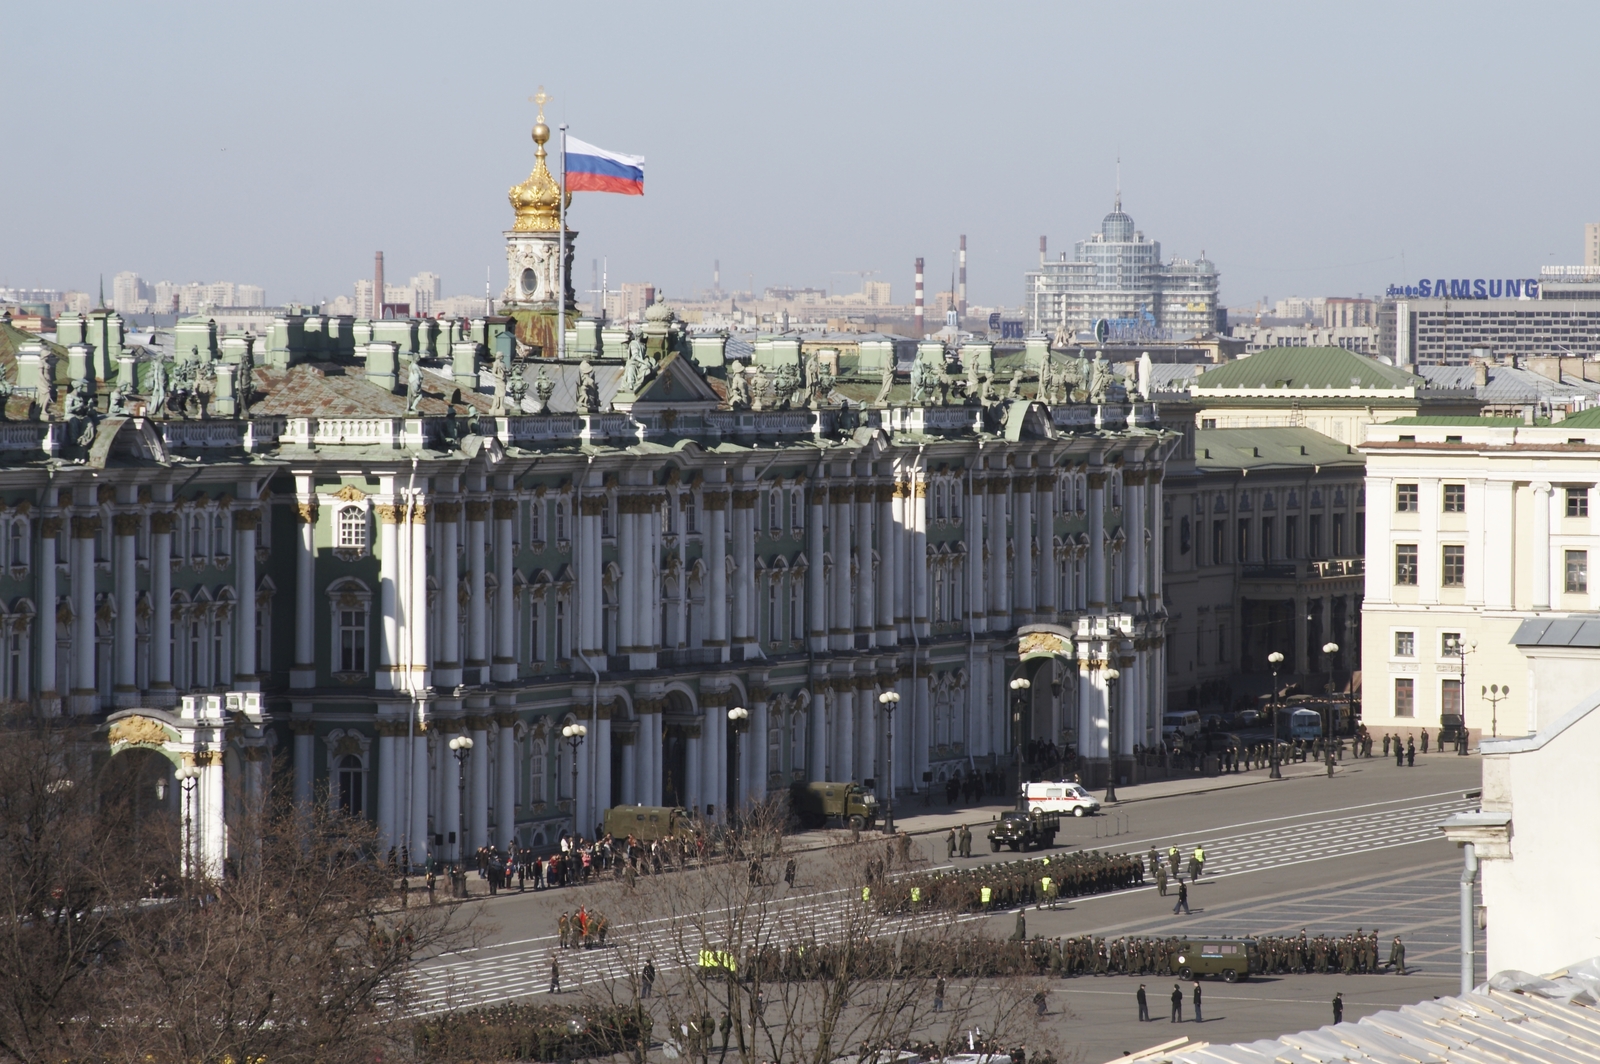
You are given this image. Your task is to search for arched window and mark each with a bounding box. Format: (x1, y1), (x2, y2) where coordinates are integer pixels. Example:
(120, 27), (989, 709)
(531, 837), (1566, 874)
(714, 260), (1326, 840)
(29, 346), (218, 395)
(951, 482), (962, 523)
(555, 499), (569, 541)
(336, 754), (365, 816)
(212, 512), (228, 558)
(8, 519), (28, 571)
(788, 570), (803, 644)
(190, 514), (206, 559)
(790, 710), (806, 774)
(935, 482), (947, 521)
(683, 492), (698, 534)
(767, 576), (781, 644)
(790, 488), (804, 533)
(768, 490), (781, 532)
(336, 506), (367, 552)
(933, 568), (946, 622)
(529, 499), (543, 541)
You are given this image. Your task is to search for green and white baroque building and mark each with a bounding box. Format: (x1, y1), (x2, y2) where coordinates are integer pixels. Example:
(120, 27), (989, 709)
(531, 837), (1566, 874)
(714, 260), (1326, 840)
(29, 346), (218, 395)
(0, 148), (1172, 863)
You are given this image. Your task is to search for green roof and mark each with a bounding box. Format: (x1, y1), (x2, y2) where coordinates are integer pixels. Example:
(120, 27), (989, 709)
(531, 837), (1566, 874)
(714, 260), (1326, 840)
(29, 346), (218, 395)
(1195, 347), (1421, 391)
(1553, 407), (1600, 429)
(1195, 426), (1365, 471)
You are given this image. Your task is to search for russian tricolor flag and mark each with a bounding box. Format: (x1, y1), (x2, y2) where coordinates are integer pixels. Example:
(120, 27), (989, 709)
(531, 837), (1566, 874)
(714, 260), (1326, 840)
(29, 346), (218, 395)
(565, 137), (645, 196)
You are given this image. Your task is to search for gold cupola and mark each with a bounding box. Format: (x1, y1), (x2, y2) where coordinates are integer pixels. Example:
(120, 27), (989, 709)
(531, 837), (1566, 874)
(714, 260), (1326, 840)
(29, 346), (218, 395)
(508, 92), (568, 232)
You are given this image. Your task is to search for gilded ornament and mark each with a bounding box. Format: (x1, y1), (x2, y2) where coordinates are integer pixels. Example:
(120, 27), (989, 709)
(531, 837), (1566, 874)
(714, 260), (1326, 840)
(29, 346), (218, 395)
(508, 90), (569, 233)
(109, 716), (171, 747)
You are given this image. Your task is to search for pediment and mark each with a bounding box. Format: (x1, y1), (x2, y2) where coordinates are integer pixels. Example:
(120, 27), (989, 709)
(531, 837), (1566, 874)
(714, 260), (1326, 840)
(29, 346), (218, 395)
(629, 353), (721, 406)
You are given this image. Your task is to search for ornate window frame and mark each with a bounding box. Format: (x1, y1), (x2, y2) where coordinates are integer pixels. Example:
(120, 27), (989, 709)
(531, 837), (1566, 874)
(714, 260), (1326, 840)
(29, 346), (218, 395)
(327, 576), (373, 680)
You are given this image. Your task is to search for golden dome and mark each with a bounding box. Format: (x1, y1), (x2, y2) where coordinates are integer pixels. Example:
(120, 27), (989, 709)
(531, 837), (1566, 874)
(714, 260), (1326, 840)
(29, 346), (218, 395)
(509, 97), (568, 233)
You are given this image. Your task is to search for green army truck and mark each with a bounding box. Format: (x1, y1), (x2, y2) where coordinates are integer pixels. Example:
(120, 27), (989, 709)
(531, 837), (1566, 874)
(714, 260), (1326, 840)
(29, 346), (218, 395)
(603, 805), (693, 843)
(987, 809), (1060, 852)
(1173, 938), (1259, 982)
(789, 781), (878, 830)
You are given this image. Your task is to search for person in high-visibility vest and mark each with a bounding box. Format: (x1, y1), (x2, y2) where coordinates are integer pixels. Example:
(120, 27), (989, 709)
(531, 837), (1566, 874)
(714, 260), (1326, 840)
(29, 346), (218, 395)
(981, 885), (993, 909)
(862, 885), (871, 903)
(911, 886), (922, 907)
(1040, 876), (1054, 910)
(1190, 845), (1206, 883)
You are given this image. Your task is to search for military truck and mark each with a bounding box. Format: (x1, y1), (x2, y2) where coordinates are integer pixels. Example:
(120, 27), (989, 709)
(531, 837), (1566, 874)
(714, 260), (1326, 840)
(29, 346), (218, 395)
(789, 781), (878, 830)
(1172, 938), (1259, 982)
(603, 805), (693, 843)
(987, 809), (1060, 852)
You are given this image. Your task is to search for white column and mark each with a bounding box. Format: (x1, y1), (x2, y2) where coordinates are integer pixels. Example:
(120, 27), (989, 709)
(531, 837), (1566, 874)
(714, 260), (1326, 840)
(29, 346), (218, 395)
(808, 690), (827, 783)
(855, 485), (875, 639)
(410, 504), (431, 690)
(621, 727), (638, 806)
(579, 494), (604, 655)
(703, 703), (721, 814)
(1088, 473), (1107, 608)
(377, 502), (400, 690)
(712, 707), (726, 816)
(966, 477), (987, 632)
(234, 509), (258, 684)
(291, 493), (316, 688)
(684, 723), (700, 813)
(835, 683), (854, 782)
(376, 726), (397, 848)
(1532, 482), (1552, 611)
(989, 478), (1009, 621)
(912, 479), (929, 637)
(595, 715), (612, 820)
(750, 696), (768, 801)
(292, 717), (315, 808)
(708, 492), (729, 656)
(410, 727), (430, 867)
(465, 501), (488, 680)
(1015, 478), (1034, 613)
(618, 501), (637, 655)
(829, 485), (852, 651)
(197, 752), (225, 878)
(492, 500), (516, 681)
(857, 682), (876, 787)
(807, 487), (826, 650)
(1124, 474), (1144, 606)
(913, 670), (932, 787)
(633, 702), (652, 806)
(37, 515), (59, 708)
(469, 716), (490, 851)
(442, 733), (462, 861)
(733, 489), (756, 652)
(1482, 480), (1514, 609)
(71, 515), (96, 709)
(434, 504), (460, 685)
(876, 485), (896, 645)
(1148, 473), (1164, 607)
(113, 513), (138, 705)
(496, 715), (516, 846)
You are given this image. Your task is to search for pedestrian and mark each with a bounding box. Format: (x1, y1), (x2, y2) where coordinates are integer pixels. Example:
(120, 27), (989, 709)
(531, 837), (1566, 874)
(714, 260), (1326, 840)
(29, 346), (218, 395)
(1173, 881), (1190, 915)
(642, 959), (656, 999)
(1192, 982), (1203, 1023)
(1170, 983), (1183, 1022)
(1332, 992), (1344, 1024)
(1014, 910), (1027, 942)
(1156, 865), (1168, 897)
(1137, 983), (1150, 1022)
(399, 876), (409, 909)
(960, 825), (972, 858)
(550, 955), (561, 995)
(934, 975), (946, 1012)
(1406, 738), (1416, 767)
(1390, 936), (1407, 975)
(1190, 845), (1205, 883)
(1383, 733), (1392, 758)
(948, 827), (958, 860)
(1168, 845), (1180, 877)
(719, 1011), (732, 1059)
(1421, 729), (1429, 754)
(1035, 989), (1048, 1016)
(784, 858), (797, 887)
(558, 912), (570, 949)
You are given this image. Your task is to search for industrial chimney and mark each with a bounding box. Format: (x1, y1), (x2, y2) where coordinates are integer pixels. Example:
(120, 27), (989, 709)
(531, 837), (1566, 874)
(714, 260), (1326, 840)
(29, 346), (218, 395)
(914, 257), (925, 338)
(958, 235), (967, 317)
(374, 251), (385, 320)
(1039, 235), (1047, 267)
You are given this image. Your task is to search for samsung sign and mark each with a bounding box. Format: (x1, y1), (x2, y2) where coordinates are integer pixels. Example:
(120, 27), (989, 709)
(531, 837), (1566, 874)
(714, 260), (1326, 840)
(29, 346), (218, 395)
(1385, 278), (1540, 299)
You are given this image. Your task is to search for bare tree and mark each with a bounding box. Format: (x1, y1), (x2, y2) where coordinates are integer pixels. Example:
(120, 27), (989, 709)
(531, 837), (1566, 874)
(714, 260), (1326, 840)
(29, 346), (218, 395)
(582, 803), (1056, 1064)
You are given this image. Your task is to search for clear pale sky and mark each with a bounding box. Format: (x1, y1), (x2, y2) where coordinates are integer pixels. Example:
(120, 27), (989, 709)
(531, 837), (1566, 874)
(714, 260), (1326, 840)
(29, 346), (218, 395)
(5, 1), (1597, 311)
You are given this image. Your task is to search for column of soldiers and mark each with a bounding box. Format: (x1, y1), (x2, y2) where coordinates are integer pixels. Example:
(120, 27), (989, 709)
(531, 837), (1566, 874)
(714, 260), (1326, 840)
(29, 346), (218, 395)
(734, 931), (1406, 983)
(877, 851), (1144, 915)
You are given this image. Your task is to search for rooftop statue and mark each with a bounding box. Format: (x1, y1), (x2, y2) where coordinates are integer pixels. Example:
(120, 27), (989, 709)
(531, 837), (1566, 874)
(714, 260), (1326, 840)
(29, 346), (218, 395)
(910, 358), (936, 404)
(726, 361), (750, 410)
(621, 331), (654, 394)
(406, 359), (424, 413)
(1088, 354), (1114, 405)
(533, 365), (555, 409)
(873, 364), (893, 407)
(577, 360), (600, 414)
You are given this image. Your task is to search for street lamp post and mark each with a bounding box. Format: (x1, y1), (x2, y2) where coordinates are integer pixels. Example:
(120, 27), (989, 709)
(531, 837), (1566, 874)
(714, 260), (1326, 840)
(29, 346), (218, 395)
(1267, 651), (1285, 779)
(448, 734), (474, 896)
(726, 707), (749, 824)
(1008, 676), (1031, 809)
(878, 690), (900, 834)
(1104, 667), (1122, 803)
(1322, 641), (1340, 773)
(1451, 637), (1477, 747)
(1482, 684), (1508, 741)
(561, 723), (587, 836)
(175, 764), (201, 883)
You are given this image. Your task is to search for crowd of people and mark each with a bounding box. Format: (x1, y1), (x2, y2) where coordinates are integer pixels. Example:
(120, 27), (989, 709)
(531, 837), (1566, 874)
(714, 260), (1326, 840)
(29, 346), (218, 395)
(878, 851), (1146, 915)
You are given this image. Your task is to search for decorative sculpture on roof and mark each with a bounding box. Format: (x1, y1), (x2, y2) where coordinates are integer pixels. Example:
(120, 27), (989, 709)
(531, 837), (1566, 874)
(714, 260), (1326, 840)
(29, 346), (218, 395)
(194, 359), (215, 419)
(726, 361), (750, 410)
(771, 360), (801, 410)
(107, 380), (131, 417)
(621, 333), (654, 395)
(810, 358), (836, 408)
(533, 364), (555, 411)
(965, 355), (981, 404)
(406, 359), (424, 413)
(910, 358), (936, 405)
(1059, 355), (1088, 403)
(873, 364), (893, 407)
(1088, 354), (1115, 405)
(749, 364), (772, 411)
(1038, 353), (1055, 403)
(576, 359), (600, 414)
(66, 376), (97, 447)
(1008, 369), (1022, 399)
(237, 346), (255, 413)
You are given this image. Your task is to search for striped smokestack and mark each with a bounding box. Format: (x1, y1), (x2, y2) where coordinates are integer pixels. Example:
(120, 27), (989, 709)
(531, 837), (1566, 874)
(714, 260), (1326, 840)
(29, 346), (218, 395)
(914, 257), (925, 337)
(958, 235), (967, 317)
(374, 250), (385, 319)
(1039, 235), (1047, 266)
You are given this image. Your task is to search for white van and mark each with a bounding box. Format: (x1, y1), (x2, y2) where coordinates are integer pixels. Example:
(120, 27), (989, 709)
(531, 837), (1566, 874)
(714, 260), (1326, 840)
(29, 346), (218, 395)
(1162, 710), (1202, 741)
(1287, 707), (1324, 742)
(1022, 780), (1102, 817)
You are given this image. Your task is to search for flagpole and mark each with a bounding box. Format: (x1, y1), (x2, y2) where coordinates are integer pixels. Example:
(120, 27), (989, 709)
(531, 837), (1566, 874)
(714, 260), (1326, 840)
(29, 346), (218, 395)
(558, 123), (568, 362)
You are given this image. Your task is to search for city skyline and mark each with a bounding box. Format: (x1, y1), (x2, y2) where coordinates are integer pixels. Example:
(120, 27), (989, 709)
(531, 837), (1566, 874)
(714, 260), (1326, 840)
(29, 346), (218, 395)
(5, 2), (1598, 314)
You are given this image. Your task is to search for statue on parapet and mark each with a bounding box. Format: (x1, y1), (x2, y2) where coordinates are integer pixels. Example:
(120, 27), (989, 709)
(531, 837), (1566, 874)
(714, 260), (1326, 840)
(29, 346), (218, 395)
(771, 360), (801, 409)
(406, 359), (425, 413)
(533, 365), (555, 411)
(147, 357), (168, 417)
(576, 359), (600, 414)
(873, 364), (894, 407)
(506, 363), (529, 411)
(621, 331), (654, 394)
(726, 361), (751, 410)
(1088, 354), (1114, 405)
(910, 358), (936, 404)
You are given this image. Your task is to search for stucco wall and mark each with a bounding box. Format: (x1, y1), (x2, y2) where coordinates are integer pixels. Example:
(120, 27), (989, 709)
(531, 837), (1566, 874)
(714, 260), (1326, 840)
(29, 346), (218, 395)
(1480, 701), (1600, 975)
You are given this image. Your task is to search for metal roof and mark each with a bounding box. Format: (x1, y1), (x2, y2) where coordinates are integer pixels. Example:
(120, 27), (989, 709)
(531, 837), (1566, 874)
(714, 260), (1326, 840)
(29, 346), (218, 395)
(1194, 347), (1421, 391)
(1194, 427), (1365, 471)
(1512, 616), (1600, 648)
(1113, 968), (1600, 1064)
(1418, 364), (1600, 403)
